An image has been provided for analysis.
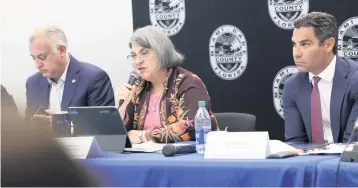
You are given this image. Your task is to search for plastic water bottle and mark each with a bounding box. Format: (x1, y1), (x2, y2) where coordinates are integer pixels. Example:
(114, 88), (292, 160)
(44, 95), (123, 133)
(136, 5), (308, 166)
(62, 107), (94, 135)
(195, 101), (212, 154)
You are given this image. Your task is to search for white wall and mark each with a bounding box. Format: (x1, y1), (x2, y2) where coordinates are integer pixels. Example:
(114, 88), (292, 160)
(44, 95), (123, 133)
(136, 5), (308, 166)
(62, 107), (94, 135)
(1, 0), (134, 115)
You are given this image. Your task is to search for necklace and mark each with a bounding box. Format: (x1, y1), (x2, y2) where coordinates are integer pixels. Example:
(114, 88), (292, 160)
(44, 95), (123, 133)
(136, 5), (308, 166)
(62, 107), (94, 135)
(152, 93), (163, 112)
(150, 76), (167, 112)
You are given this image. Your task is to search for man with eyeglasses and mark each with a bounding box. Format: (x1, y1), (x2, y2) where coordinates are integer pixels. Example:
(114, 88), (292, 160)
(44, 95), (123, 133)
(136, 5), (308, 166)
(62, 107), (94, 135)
(26, 26), (115, 126)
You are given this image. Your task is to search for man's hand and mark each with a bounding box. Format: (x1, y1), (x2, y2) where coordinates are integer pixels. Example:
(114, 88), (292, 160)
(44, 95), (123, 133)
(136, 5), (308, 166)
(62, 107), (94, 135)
(31, 109), (54, 127)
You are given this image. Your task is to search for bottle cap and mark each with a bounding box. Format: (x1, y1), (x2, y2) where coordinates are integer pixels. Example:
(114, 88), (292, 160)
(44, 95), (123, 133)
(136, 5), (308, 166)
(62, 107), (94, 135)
(198, 101), (206, 107)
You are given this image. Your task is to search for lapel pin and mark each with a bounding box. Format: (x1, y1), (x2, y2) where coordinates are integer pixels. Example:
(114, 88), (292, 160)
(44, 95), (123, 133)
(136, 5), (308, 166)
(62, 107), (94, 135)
(72, 79), (76, 84)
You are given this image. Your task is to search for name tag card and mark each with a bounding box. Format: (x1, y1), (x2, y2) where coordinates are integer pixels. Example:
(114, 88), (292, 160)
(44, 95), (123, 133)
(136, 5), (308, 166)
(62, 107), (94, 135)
(204, 131), (270, 159)
(54, 136), (103, 159)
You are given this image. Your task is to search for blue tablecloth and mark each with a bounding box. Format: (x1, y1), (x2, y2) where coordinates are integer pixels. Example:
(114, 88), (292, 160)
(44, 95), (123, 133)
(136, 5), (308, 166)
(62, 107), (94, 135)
(79, 152), (357, 187)
(315, 158), (358, 187)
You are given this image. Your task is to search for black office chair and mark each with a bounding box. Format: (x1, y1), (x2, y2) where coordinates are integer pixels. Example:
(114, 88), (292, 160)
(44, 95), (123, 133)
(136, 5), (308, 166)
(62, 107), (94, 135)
(214, 112), (256, 132)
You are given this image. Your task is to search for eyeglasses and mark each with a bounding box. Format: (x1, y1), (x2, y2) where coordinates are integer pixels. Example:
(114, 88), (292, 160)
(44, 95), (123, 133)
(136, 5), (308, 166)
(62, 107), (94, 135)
(127, 48), (151, 62)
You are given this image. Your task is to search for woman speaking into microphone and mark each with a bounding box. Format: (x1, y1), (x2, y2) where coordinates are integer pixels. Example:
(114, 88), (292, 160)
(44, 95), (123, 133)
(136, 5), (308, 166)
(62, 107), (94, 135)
(116, 25), (218, 144)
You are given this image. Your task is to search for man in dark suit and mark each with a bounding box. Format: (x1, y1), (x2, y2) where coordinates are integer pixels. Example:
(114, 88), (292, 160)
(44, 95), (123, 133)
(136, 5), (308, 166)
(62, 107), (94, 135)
(26, 26), (115, 124)
(284, 12), (358, 143)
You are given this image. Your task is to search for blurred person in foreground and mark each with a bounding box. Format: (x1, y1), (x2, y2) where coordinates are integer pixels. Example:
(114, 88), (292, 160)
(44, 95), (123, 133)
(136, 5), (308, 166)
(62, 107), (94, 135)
(1, 85), (97, 187)
(116, 25), (218, 144)
(1, 84), (18, 124)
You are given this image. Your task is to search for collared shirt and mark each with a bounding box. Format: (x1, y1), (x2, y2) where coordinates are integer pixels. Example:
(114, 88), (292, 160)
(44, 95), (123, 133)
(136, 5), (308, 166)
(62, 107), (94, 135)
(48, 59), (70, 112)
(308, 55), (336, 143)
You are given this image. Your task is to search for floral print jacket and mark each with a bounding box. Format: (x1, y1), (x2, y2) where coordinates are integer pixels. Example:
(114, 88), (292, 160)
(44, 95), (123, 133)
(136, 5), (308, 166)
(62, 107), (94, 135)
(123, 67), (218, 143)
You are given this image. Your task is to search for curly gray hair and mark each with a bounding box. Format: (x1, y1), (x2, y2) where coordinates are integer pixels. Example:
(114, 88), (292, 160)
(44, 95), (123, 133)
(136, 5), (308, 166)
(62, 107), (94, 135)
(129, 25), (184, 69)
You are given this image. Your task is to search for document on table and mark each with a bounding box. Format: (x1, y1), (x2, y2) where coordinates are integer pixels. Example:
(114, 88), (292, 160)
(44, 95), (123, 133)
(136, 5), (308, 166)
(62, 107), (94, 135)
(269, 140), (298, 154)
(124, 140), (301, 154)
(124, 141), (191, 153)
(300, 143), (353, 155)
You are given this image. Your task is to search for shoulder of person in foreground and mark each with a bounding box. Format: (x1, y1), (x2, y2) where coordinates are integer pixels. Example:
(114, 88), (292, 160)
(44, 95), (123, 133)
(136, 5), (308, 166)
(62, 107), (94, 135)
(1, 110), (98, 187)
(1, 85), (18, 112)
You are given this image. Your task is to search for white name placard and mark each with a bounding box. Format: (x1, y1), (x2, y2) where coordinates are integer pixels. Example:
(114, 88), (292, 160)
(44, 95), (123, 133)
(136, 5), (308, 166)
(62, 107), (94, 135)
(54, 136), (103, 159)
(204, 131), (271, 159)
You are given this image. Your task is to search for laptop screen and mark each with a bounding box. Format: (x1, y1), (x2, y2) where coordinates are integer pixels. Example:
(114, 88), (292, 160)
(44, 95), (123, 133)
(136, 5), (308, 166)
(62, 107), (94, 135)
(68, 106), (127, 136)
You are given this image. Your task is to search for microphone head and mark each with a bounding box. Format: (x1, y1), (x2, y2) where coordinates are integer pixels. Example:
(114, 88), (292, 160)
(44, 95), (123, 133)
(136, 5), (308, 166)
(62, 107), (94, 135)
(127, 70), (140, 85)
(162, 144), (176, 157)
(130, 69), (140, 76)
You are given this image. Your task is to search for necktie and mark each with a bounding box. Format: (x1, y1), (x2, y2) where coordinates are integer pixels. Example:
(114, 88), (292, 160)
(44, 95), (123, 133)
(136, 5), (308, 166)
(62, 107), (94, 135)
(311, 76), (324, 144)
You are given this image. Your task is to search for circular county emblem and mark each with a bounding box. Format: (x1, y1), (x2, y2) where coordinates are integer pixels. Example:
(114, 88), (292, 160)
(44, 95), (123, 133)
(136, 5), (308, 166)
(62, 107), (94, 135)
(338, 17), (358, 62)
(268, 0), (309, 30)
(149, 0), (186, 36)
(273, 66), (298, 119)
(209, 25), (248, 80)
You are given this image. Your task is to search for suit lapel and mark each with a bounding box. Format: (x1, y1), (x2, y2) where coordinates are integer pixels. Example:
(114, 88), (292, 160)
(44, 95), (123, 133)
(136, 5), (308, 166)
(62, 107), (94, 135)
(298, 73), (313, 141)
(61, 55), (80, 110)
(331, 57), (349, 142)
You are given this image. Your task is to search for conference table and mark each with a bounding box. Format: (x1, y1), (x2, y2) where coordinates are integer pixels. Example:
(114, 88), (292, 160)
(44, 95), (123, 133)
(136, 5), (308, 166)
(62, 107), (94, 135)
(79, 148), (358, 187)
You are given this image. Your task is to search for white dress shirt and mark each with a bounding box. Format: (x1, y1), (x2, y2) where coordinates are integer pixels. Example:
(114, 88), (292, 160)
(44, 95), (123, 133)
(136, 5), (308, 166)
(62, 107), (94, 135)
(48, 61), (70, 113)
(308, 55), (336, 143)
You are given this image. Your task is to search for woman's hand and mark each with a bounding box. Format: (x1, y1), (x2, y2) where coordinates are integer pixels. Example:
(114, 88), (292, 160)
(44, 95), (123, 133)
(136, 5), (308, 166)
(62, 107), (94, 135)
(116, 84), (133, 107)
(128, 130), (144, 144)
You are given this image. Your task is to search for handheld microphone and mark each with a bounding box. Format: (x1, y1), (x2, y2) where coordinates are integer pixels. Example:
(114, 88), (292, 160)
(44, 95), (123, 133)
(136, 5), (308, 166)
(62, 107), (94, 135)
(118, 70), (140, 108)
(162, 144), (196, 157)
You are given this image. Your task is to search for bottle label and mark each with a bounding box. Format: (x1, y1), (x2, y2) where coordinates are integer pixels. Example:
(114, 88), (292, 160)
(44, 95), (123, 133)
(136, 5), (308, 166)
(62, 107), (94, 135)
(195, 129), (204, 145)
(204, 128), (210, 144)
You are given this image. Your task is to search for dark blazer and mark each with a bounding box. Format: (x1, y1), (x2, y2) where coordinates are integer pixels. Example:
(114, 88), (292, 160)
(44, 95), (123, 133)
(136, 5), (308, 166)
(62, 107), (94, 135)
(25, 55), (115, 119)
(283, 56), (358, 143)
